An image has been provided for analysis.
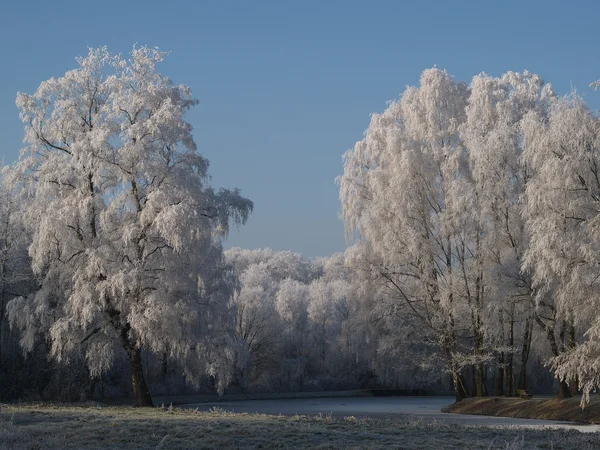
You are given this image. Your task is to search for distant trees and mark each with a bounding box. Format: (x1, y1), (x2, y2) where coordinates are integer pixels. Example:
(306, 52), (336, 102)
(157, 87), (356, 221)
(225, 248), (373, 392)
(230, 261), (282, 387)
(6, 46), (252, 406)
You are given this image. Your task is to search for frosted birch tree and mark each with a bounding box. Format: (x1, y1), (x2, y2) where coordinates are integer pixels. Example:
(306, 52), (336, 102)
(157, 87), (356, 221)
(225, 248), (320, 390)
(522, 94), (600, 401)
(461, 71), (553, 396)
(275, 278), (310, 360)
(6, 46), (252, 406)
(229, 262), (281, 389)
(307, 277), (347, 372)
(0, 179), (33, 372)
(339, 68), (474, 400)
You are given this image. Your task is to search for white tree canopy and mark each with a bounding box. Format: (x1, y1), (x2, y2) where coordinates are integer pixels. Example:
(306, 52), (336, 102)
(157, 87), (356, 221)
(338, 68), (564, 400)
(6, 46), (253, 405)
(521, 93), (600, 403)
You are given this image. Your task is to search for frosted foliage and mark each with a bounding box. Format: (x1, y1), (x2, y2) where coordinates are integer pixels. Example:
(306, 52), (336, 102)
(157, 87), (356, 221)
(232, 263), (280, 346)
(6, 46), (252, 388)
(224, 247), (366, 387)
(276, 278), (309, 324)
(226, 247), (320, 283)
(226, 259), (284, 385)
(338, 68), (561, 398)
(522, 94), (600, 403)
(461, 72), (553, 346)
(308, 278), (347, 329)
(307, 278), (349, 367)
(339, 69), (473, 374)
(523, 96), (600, 303)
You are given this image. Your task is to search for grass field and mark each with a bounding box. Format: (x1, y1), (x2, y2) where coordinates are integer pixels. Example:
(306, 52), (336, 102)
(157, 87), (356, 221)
(444, 396), (600, 424)
(1, 403), (600, 449)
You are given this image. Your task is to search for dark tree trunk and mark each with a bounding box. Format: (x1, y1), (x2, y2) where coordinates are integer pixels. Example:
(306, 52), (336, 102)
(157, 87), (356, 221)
(444, 343), (468, 402)
(506, 317), (514, 396)
(472, 329), (486, 397)
(549, 342), (571, 399)
(495, 352), (504, 396)
(470, 365), (477, 397)
(557, 380), (572, 399)
(110, 305), (153, 407)
(477, 361), (486, 396)
(518, 316), (533, 391)
(0, 256), (6, 373)
(567, 317), (579, 395)
(453, 370), (468, 402)
(541, 319), (572, 399)
(162, 352), (168, 379)
(126, 346), (153, 407)
(89, 377), (97, 399)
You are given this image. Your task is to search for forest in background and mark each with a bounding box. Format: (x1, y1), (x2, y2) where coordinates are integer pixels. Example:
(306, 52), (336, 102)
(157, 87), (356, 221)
(2, 46), (600, 407)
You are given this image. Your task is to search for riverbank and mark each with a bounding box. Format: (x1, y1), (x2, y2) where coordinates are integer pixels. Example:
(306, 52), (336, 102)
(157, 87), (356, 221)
(443, 396), (600, 424)
(98, 388), (437, 407)
(2, 403), (598, 449)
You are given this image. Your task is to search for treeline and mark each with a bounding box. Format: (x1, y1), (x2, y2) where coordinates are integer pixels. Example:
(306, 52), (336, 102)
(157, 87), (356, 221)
(0, 241), (568, 401)
(2, 47), (600, 406)
(220, 247), (557, 396)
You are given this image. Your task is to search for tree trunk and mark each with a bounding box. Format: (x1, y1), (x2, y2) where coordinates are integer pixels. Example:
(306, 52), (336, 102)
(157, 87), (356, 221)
(506, 315), (514, 396)
(544, 321), (572, 399)
(472, 328), (487, 396)
(495, 352), (504, 396)
(452, 369), (468, 402)
(518, 316), (533, 391)
(567, 316), (579, 395)
(470, 364), (477, 397)
(557, 380), (572, 399)
(162, 352), (168, 379)
(89, 377), (97, 399)
(477, 361), (486, 396)
(443, 341), (468, 402)
(0, 255), (6, 373)
(111, 310), (153, 407)
(126, 346), (153, 407)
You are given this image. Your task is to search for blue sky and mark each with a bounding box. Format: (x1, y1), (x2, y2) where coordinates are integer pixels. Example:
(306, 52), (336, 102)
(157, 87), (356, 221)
(1, 0), (599, 257)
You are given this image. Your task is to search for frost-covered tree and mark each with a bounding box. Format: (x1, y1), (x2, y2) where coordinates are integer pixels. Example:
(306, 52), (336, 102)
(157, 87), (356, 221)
(225, 248), (372, 392)
(276, 278), (309, 359)
(229, 262), (281, 389)
(307, 277), (347, 372)
(461, 71), (553, 396)
(339, 68), (577, 400)
(225, 248), (320, 390)
(0, 178), (33, 373)
(339, 68), (476, 400)
(6, 46), (252, 406)
(226, 247), (320, 284)
(522, 94), (600, 401)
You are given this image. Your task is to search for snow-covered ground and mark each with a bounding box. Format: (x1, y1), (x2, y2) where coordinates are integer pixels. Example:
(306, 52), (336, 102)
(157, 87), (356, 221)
(183, 396), (600, 432)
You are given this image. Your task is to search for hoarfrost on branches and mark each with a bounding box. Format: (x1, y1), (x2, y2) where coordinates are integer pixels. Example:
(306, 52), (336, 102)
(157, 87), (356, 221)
(6, 46), (252, 406)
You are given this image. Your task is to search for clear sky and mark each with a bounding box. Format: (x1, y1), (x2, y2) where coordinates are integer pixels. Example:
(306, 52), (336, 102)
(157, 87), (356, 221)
(1, 0), (599, 257)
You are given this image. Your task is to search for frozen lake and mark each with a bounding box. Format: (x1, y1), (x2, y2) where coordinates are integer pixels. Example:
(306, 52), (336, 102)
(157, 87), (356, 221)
(183, 396), (600, 432)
